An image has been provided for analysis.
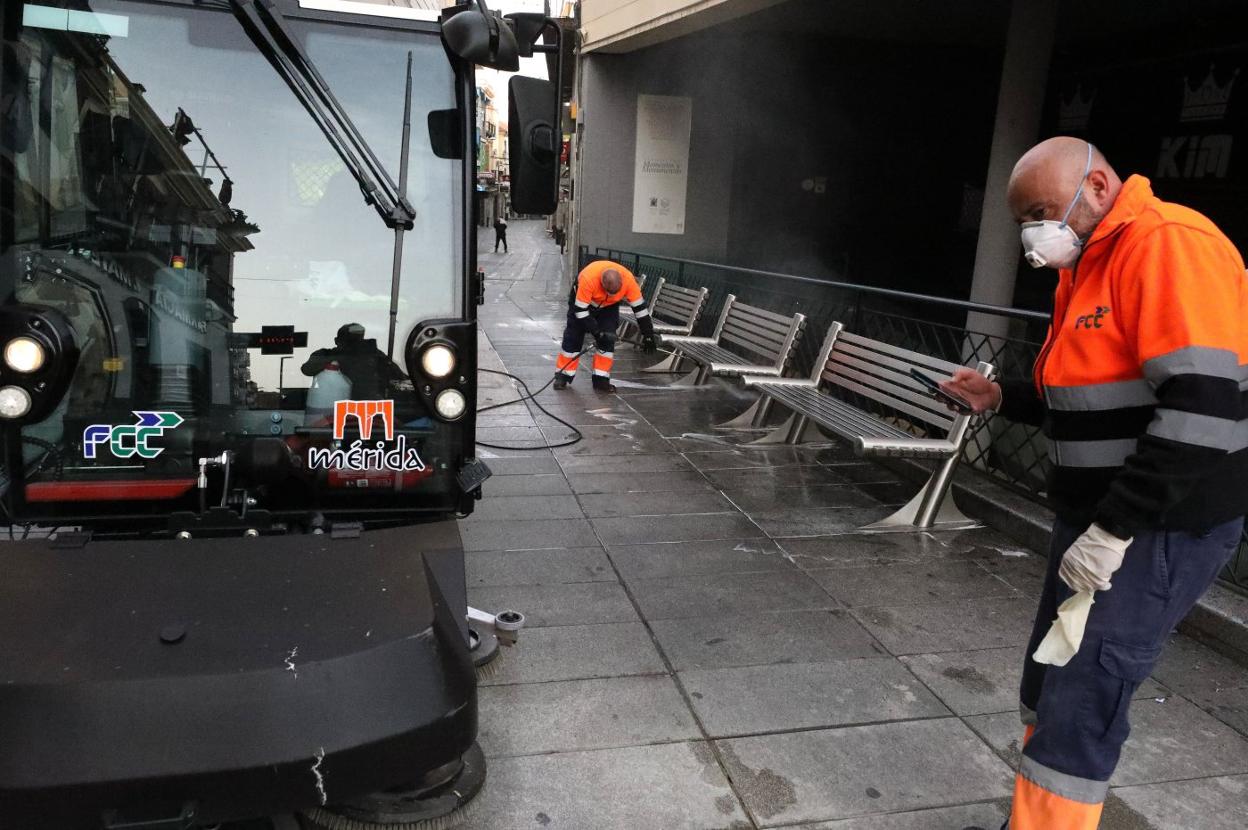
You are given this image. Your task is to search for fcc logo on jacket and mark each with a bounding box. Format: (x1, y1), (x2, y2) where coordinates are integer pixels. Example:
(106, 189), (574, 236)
(1074, 306), (1111, 330)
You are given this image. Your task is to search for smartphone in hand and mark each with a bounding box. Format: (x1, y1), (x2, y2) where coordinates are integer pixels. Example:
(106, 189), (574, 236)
(908, 368), (975, 414)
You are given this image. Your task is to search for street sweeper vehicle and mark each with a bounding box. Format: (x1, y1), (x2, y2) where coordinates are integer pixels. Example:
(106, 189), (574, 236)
(0, 0), (566, 826)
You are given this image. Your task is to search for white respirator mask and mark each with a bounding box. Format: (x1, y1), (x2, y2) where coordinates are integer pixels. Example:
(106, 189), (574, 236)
(1020, 142), (1093, 270)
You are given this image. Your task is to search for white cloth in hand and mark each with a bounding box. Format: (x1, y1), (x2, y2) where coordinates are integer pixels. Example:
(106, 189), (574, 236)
(1058, 523), (1132, 593)
(1033, 591), (1095, 666)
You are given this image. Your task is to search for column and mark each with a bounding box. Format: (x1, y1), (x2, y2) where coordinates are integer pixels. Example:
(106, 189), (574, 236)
(966, 0), (1060, 340)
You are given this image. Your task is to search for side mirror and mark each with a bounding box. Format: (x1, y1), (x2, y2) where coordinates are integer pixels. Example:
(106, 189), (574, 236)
(508, 76), (558, 215)
(440, 4), (520, 72)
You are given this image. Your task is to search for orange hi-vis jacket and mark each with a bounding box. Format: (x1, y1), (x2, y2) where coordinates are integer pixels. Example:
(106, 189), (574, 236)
(571, 260), (649, 320)
(999, 175), (1248, 536)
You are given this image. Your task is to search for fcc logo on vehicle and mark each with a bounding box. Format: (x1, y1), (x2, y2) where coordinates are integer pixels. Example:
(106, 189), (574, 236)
(83, 411), (184, 460)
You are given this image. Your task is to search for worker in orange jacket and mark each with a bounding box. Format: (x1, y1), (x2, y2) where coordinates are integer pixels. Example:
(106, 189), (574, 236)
(945, 137), (1248, 830)
(554, 260), (656, 393)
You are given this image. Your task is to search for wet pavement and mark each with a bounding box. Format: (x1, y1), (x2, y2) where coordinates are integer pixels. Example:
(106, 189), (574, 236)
(459, 220), (1248, 829)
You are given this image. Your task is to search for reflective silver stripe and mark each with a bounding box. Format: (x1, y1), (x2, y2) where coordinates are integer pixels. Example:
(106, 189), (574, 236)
(630, 298), (647, 307)
(1019, 703), (1038, 726)
(597, 352), (614, 360)
(1018, 756), (1109, 805)
(1232, 420), (1248, 452)
(1046, 379), (1156, 411)
(574, 299), (590, 308)
(1050, 438), (1137, 467)
(575, 310), (590, 319)
(1148, 408), (1237, 450)
(559, 350), (579, 359)
(593, 368), (610, 377)
(1143, 346), (1241, 385)
(635, 308), (651, 318)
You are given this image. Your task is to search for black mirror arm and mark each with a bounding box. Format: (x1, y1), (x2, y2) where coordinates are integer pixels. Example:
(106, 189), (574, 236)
(228, 0), (415, 230)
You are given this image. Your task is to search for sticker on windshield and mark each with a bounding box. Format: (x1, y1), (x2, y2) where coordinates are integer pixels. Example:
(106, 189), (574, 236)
(83, 412), (183, 460)
(308, 400), (425, 472)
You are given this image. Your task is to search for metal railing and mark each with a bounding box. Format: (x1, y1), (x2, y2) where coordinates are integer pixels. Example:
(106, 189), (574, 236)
(582, 245), (1248, 593)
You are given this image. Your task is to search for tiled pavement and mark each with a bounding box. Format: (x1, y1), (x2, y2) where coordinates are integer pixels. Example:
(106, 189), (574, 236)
(458, 221), (1248, 829)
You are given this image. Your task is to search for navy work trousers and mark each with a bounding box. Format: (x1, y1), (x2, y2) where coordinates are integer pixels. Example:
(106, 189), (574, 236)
(556, 303), (619, 387)
(1018, 516), (1242, 793)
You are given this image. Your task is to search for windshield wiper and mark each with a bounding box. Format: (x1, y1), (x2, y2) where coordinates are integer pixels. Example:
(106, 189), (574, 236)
(227, 0), (415, 231)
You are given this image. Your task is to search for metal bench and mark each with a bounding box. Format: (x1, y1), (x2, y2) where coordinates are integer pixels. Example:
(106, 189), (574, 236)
(616, 273), (657, 339)
(655, 294), (806, 385)
(628, 281), (711, 371)
(739, 321), (994, 531)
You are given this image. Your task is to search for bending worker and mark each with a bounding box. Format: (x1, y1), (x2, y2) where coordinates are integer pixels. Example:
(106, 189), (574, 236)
(945, 137), (1247, 829)
(554, 259), (656, 393)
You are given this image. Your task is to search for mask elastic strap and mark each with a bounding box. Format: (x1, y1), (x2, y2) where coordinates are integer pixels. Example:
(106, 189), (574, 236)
(1059, 142), (1094, 227)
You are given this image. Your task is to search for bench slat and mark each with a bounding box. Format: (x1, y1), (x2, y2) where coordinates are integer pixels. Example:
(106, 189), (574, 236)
(819, 365), (955, 431)
(679, 343), (733, 362)
(653, 321), (693, 334)
(656, 299), (696, 318)
(659, 284), (702, 299)
(825, 352), (957, 427)
(799, 389), (914, 440)
(722, 318), (789, 350)
(727, 307), (798, 339)
(722, 315), (792, 346)
(720, 327), (787, 359)
(836, 331), (962, 376)
(659, 294), (698, 306)
(734, 303), (800, 327)
(831, 339), (960, 384)
(683, 343), (776, 376)
(765, 385), (917, 445)
(720, 328), (787, 363)
(655, 306), (696, 325)
(727, 311), (796, 339)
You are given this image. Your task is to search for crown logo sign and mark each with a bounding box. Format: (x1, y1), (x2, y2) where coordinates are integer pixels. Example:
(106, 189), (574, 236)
(1058, 83), (1096, 131)
(1181, 65), (1239, 122)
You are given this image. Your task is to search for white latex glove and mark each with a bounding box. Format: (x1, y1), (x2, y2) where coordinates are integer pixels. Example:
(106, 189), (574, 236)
(1058, 523), (1133, 593)
(1033, 591), (1095, 666)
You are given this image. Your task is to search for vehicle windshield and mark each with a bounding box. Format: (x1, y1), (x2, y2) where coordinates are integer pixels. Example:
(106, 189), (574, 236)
(0, 0), (465, 522)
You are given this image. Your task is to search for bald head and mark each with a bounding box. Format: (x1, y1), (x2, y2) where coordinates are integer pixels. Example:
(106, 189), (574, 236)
(1007, 137), (1121, 237)
(602, 269), (623, 294)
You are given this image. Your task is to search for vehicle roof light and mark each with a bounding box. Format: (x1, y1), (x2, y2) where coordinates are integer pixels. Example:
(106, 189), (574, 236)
(5, 336), (46, 374)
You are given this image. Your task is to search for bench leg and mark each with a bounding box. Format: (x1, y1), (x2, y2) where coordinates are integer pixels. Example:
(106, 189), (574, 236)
(642, 350), (683, 373)
(747, 413), (824, 446)
(857, 454), (980, 532)
(715, 396), (769, 429)
(752, 396), (774, 427)
(668, 367), (705, 387)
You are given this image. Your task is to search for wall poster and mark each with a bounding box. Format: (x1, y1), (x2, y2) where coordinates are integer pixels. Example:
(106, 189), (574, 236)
(631, 94), (692, 235)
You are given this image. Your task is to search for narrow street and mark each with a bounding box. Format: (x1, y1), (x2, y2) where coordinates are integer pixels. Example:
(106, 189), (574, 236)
(458, 220), (1248, 829)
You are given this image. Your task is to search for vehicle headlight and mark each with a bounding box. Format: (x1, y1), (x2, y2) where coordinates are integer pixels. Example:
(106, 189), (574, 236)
(0, 386), (33, 419)
(4, 337), (46, 374)
(421, 344), (456, 379)
(435, 388), (467, 420)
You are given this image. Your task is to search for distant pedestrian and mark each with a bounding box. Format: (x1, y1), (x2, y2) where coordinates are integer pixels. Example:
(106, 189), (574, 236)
(493, 217), (508, 253)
